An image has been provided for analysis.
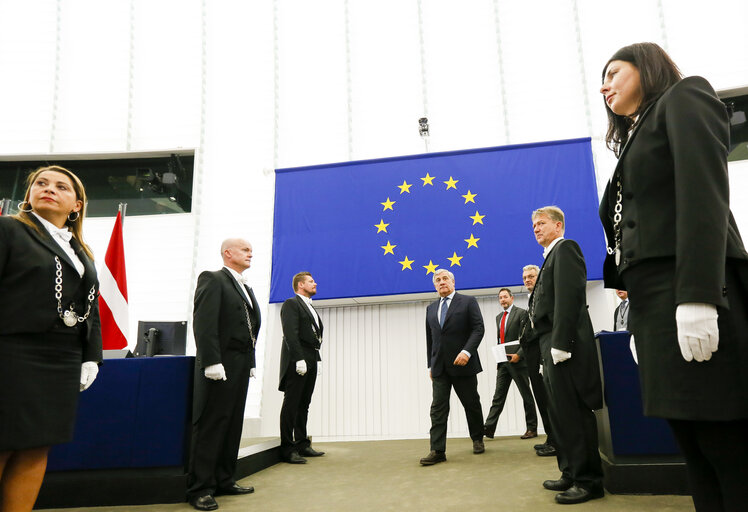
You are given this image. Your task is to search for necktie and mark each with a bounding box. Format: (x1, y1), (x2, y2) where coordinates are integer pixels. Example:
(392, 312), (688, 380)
(619, 301), (628, 329)
(500, 310), (508, 344)
(439, 297), (449, 327)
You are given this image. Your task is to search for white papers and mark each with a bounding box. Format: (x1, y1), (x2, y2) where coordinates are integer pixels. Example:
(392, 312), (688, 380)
(491, 340), (520, 363)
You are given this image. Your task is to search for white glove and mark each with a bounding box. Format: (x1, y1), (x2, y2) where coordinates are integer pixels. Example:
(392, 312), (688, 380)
(551, 348), (572, 365)
(675, 303), (719, 362)
(205, 363), (227, 381)
(296, 360), (307, 376)
(538, 364), (543, 376)
(250, 368), (256, 378)
(80, 361), (99, 391)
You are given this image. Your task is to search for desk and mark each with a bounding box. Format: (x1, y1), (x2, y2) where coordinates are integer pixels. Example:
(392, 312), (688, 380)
(37, 356), (194, 508)
(595, 332), (688, 494)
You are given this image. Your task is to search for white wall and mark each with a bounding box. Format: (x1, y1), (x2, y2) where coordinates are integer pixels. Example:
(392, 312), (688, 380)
(0, 0), (746, 439)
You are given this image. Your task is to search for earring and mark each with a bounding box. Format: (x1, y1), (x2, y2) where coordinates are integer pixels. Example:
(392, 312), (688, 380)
(17, 200), (33, 213)
(68, 211), (80, 222)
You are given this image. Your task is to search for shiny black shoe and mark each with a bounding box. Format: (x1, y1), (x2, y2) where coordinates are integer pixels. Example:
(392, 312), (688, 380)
(555, 484), (604, 504)
(534, 443), (547, 450)
(543, 478), (573, 491)
(285, 451), (307, 464)
(484, 425), (495, 439)
(419, 451), (446, 465)
(215, 483), (254, 495)
(189, 495), (218, 511)
(536, 445), (557, 457)
(299, 446), (325, 457)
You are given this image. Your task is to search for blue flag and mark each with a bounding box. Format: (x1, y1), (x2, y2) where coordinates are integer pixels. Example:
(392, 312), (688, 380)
(270, 138), (605, 302)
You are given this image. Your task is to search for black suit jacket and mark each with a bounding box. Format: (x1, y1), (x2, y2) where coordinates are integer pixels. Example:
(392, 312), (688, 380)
(530, 239), (602, 410)
(496, 305), (528, 358)
(599, 76), (748, 302)
(279, 295), (323, 392)
(426, 292), (484, 377)
(192, 268), (261, 371)
(0, 215), (102, 362)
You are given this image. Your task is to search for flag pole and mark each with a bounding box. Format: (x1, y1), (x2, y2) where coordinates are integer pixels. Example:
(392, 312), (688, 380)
(118, 202), (127, 225)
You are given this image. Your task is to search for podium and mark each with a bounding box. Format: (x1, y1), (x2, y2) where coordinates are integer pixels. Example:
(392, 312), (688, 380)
(595, 331), (688, 494)
(35, 356), (194, 508)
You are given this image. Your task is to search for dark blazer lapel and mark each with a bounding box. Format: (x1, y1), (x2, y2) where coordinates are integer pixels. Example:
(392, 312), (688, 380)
(25, 214), (78, 271)
(70, 237), (98, 291)
(610, 98), (659, 181)
(221, 267), (252, 307)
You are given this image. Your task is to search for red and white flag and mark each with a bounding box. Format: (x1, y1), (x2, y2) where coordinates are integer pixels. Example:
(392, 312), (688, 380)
(98, 211), (129, 350)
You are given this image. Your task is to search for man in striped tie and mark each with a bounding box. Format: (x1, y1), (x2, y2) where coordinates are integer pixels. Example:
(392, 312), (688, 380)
(420, 269), (486, 465)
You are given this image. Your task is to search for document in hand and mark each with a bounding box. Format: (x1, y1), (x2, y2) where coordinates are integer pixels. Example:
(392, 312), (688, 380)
(492, 340), (520, 363)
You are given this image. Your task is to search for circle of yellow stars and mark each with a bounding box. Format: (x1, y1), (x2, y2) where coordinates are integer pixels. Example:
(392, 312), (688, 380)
(374, 172), (485, 274)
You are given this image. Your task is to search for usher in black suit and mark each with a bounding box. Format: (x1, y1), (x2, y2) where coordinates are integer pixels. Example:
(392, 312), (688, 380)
(279, 294), (323, 458)
(484, 305), (537, 436)
(425, 292), (485, 452)
(530, 239), (603, 491)
(188, 268), (261, 500)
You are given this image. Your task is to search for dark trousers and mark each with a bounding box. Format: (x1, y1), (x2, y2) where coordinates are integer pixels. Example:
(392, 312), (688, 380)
(280, 361), (318, 458)
(668, 419), (748, 512)
(188, 357), (251, 498)
(523, 340), (556, 447)
(484, 360), (537, 432)
(540, 334), (603, 489)
(429, 373), (483, 452)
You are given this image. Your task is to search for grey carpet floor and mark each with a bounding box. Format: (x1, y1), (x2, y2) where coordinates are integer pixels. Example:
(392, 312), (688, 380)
(40, 437), (694, 512)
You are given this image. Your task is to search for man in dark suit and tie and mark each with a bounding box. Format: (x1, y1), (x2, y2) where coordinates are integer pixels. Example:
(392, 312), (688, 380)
(519, 265), (557, 457)
(484, 288), (538, 440)
(420, 269), (485, 465)
(187, 239), (261, 511)
(613, 289), (629, 331)
(528, 206), (604, 505)
(279, 272), (325, 464)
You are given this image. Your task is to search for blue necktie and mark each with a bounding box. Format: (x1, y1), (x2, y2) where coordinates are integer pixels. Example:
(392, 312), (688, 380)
(439, 297), (449, 327)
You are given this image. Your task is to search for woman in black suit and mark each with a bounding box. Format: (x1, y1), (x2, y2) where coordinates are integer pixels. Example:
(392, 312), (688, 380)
(0, 166), (102, 511)
(599, 42), (748, 511)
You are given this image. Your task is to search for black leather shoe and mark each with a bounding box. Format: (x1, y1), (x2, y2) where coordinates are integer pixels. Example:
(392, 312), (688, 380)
(299, 446), (325, 457)
(555, 484), (604, 504)
(215, 483), (254, 495)
(189, 495), (218, 511)
(534, 442), (547, 450)
(543, 478), (573, 491)
(285, 451), (307, 464)
(419, 451), (446, 465)
(483, 425), (495, 439)
(536, 445), (557, 457)
(473, 439), (485, 454)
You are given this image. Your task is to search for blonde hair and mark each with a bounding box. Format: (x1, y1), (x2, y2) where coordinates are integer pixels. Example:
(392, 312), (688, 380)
(532, 206), (565, 230)
(13, 165), (94, 260)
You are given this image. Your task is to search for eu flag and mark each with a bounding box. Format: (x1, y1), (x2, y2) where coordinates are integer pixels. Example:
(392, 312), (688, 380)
(270, 138), (605, 302)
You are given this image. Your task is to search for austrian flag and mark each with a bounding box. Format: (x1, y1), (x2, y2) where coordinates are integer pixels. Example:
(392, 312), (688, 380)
(98, 211), (129, 350)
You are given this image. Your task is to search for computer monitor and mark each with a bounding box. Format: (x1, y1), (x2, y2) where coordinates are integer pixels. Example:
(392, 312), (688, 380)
(134, 321), (188, 357)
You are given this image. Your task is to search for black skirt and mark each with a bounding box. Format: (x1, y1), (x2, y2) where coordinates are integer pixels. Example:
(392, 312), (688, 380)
(0, 331), (82, 450)
(622, 258), (748, 421)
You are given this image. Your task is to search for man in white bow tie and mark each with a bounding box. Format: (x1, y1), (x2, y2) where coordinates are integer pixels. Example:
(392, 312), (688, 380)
(279, 272), (325, 464)
(187, 239), (261, 511)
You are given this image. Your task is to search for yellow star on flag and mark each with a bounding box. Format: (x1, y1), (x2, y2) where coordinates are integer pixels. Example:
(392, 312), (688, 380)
(470, 211), (485, 225)
(397, 180), (413, 194)
(423, 260), (439, 274)
(399, 256), (414, 270)
(461, 190), (477, 203)
(374, 219), (389, 233)
(421, 173), (435, 186)
(464, 234), (480, 248)
(381, 241), (397, 255)
(447, 252), (463, 267)
(443, 176), (459, 190)
(381, 197), (396, 211)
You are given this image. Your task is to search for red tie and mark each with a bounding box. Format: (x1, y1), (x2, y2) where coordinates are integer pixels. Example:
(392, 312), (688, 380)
(500, 310), (508, 344)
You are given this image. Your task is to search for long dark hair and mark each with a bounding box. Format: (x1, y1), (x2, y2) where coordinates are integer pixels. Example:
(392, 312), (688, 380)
(602, 42), (682, 157)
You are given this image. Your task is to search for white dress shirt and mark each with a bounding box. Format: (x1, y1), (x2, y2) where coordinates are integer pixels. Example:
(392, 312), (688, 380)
(33, 212), (84, 277)
(297, 293), (319, 326)
(224, 266), (252, 306)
